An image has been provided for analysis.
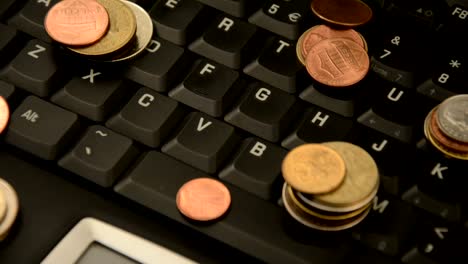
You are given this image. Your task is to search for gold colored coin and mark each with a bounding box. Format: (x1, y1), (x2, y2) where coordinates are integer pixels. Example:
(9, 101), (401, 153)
(69, 0), (137, 57)
(0, 188), (6, 223)
(310, 142), (379, 209)
(287, 185), (370, 221)
(282, 144), (346, 194)
(0, 178), (19, 241)
(282, 183), (370, 231)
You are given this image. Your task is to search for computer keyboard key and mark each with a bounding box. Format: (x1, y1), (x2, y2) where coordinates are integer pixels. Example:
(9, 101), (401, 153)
(150, 0), (208, 45)
(402, 186), (461, 222)
(358, 109), (413, 143)
(225, 83), (298, 142)
(352, 193), (417, 256)
(370, 59), (416, 89)
(416, 79), (458, 103)
(59, 125), (139, 188)
(282, 107), (354, 150)
(0, 81), (15, 101)
(115, 151), (350, 264)
(107, 87), (185, 148)
(51, 69), (129, 122)
(385, 0), (447, 30)
(441, 5), (468, 38)
(219, 137), (287, 200)
(5, 96), (80, 160)
(0, 0), (17, 19)
(354, 247), (403, 264)
(299, 85), (360, 117)
(125, 37), (191, 92)
(169, 59), (244, 117)
(162, 112), (239, 173)
(189, 14), (261, 69)
(7, 0), (59, 43)
(0, 23), (20, 66)
(248, 0), (310, 40)
(244, 36), (303, 93)
(401, 248), (439, 264)
(0, 39), (64, 97)
(196, 0), (262, 17)
(427, 51), (467, 94)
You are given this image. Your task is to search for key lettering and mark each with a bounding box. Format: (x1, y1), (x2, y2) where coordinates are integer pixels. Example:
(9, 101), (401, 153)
(37, 0), (51, 7)
(255, 88), (271, 101)
(379, 49), (391, 59)
(268, 4), (279, 14)
(372, 196), (389, 213)
(165, 0), (179, 8)
(311, 111), (329, 127)
(218, 17), (234, 32)
(372, 139), (388, 152)
(387, 88), (404, 102)
(21, 110), (40, 123)
(452, 7), (468, 19)
(82, 69), (101, 84)
(138, 94), (154, 107)
(424, 244), (434, 253)
(200, 63), (216, 75)
(431, 163), (447, 180)
(146, 40), (161, 53)
(276, 40), (290, 53)
(27, 44), (46, 59)
(434, 227), (448, 239)
(250, 142), (267, 157)
(197, 117), (212, 132)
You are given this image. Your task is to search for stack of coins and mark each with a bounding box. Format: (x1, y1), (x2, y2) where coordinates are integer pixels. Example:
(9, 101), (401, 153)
(0, 178), (19, 241)
(44, 0), (153, 62)
(423, 95), (468, 160)
(297, 0), (372, 87)
(281, 142), (379, 231)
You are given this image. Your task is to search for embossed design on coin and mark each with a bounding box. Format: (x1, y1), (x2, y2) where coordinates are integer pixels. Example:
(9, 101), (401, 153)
(311, 0), (373, 27)
(69, 0), (136, 56)
(176, 178), (231, 221)
(437, 94), (468, 143)
(301, 25), (365, 58)
(45, 0), (109, 46)
(0, 97), (9, 134)
(282, 144), (346, 194)
(430, 107), (468, 153)
(306, 38), (369, 87)
(0, 178), (19, 241)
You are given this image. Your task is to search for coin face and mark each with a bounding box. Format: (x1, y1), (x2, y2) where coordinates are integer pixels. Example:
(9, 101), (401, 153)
(45, 0), (109, 46)
(107, 0), (153, 62)
(69, 0), (136, 56)
(430, 107), (468, 153)
(311, 0), (373, 27)
(176, 178), (231, 221)
(0, 97), (9, 134)
(282, 144), (346, 194)
(311, 142), (379, 208)
(437, 94), (468, 143)
(0, 178), (19, 241)
(305, 38), (369, 87)
(301, 25), (366, 58)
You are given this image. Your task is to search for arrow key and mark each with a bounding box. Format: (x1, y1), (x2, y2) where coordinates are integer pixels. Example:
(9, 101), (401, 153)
(59, 125), (139, 187)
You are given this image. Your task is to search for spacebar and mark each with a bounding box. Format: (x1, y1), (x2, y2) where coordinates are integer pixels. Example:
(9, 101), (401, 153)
(114, 151), (350, 264)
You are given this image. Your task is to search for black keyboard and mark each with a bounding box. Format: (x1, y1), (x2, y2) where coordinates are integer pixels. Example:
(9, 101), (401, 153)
(0, 0), (467, 263)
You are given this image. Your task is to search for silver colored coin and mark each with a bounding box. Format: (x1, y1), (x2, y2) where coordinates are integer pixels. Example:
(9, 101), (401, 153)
(437, 94), (468, 143)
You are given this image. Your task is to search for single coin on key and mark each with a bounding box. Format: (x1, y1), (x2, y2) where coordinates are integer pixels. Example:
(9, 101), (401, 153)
(311, 0), (373, 27)
(45, 0), (109, 46)
(0, 97), (10, 134)
(305, 38), (370, 87)
(282, 144), (346, 194)
(176, 178), (231, 221)
(436, 94), (468, 143)
(0, 178), (19, 241)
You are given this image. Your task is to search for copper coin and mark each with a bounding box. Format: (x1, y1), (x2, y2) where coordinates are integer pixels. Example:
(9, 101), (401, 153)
(301, 25), (365, 58)
(45, 0), (109, 46)
(0, 97), (10, 134)
(282, 144), (346, 194)
(430, 107), (468, 153)
(176, 178), (231, 221)
(305, 38), (369, 87)
(311, 0), (373, 27)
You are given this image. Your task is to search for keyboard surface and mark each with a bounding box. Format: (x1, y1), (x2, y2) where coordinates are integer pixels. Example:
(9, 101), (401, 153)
(0, 0), (467, 263)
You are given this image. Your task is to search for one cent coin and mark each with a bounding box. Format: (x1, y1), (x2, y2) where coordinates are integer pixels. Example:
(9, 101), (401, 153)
(176, 178), (231, 221)
(0, 97), (10, 134)
(0, 178), (19, 241)
(45, 0), (109, 46)
(301, 25), (365, 58)
(282, 144), (346, 194)
(305, 38), (370, 87)
(69, 0), (136, 56)
(430, 107), (468, 153)
(436, 94), (468, 143)
(311, 0), (373, 27)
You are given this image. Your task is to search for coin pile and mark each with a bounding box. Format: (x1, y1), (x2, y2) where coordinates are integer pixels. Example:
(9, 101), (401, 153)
(0, 178), (19, 241)
(424, 95), (468, 161)
(44, 0), (153, 62)
(281, 142), (379, 231)
(297, 0), (372, 87)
